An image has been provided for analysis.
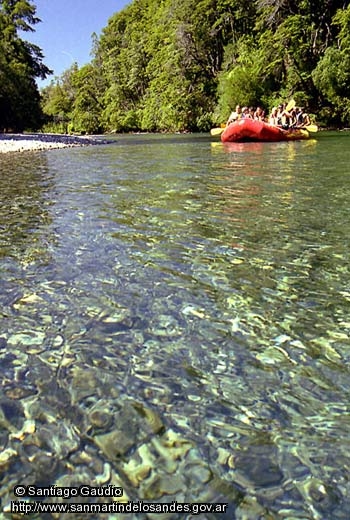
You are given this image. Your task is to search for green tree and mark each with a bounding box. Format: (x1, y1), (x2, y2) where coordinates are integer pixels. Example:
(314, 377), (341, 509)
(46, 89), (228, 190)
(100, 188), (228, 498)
(0, 0), (51, 131)
(215, 0), (350, 122)
(70, 63), (105, 134)
(36, 0), (350, 132)
(97, 0), (153, 131)
(312, 5), (350, 124)
(41, 63), (78, 132)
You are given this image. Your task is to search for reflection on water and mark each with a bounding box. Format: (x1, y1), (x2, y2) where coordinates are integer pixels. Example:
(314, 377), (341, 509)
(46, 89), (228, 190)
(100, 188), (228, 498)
(1, 134), (350, 518)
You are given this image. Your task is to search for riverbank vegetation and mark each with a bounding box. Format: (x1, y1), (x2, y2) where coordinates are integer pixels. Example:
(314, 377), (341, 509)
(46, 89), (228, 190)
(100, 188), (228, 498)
(0, 0), (51, 132)
(2, 0), (350, 133)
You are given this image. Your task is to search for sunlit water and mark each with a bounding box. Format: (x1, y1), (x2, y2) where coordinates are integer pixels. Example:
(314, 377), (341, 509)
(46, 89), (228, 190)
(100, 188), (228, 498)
(1, 132), (350, 519)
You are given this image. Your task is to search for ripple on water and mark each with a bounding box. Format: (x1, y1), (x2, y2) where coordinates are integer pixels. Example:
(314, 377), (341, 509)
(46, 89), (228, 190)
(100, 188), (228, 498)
(1, 134), (350, 517)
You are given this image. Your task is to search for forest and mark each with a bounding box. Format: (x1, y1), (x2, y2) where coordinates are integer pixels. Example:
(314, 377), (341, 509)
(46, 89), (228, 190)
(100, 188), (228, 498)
(1, 0), (350, 133)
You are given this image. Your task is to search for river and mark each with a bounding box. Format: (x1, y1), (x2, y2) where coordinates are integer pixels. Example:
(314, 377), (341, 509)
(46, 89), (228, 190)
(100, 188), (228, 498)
(1, 132), (350, 519)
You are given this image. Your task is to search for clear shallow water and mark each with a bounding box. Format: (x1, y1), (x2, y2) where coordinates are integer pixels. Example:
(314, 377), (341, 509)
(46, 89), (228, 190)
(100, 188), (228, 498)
(1, 132), (350, 519)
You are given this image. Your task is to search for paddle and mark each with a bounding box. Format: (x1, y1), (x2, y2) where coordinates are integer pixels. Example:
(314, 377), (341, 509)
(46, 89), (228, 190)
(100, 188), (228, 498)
(304, 124), (318, 133)
(286, 98), (296, 112)
(210, 127), (225, 136)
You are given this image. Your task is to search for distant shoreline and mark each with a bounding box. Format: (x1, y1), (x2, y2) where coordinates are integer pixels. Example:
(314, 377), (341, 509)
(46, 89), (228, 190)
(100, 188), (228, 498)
(0, 133), (111, 154)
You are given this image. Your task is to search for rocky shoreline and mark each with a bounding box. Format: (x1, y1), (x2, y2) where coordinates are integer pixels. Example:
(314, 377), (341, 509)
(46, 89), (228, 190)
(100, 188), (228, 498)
(0, 133), (111, 153)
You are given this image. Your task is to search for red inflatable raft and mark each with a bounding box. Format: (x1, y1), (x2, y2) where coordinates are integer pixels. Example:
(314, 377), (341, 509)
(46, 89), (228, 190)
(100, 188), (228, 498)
(221, 118), (309, 143)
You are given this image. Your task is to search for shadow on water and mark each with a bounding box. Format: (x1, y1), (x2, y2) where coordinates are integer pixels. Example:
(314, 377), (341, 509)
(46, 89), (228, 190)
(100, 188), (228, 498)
(106, 131), (213, 147)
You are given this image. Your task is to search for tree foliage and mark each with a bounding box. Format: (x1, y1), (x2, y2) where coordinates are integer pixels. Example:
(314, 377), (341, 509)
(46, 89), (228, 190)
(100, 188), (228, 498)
(39, 0), (350, 132)
(0, 0), (51, 131)
(312, 5), (350, 124)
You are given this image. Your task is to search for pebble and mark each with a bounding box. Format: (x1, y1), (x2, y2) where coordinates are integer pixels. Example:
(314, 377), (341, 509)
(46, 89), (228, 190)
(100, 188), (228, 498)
(0, 133), (110, 153)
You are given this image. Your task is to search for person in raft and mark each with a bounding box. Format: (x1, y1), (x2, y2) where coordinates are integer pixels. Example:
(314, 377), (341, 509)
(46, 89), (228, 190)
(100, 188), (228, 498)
(295, 107), (311, 127)
(269, 107), (279, 126)
(241, 107), (250, 118)
(226, 105), (242, 125)
(248, 107), (255, 119)
(254, 106), (265, 121)
(269, 104), (295, 128)
(277, 104), (296, 129)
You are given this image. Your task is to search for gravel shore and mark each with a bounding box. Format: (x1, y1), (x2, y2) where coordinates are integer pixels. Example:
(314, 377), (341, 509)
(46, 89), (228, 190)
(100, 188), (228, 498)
(0, 133), (110, 153)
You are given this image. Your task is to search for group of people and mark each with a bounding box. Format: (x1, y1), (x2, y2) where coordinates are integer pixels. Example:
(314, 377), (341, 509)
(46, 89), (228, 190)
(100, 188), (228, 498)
(227, 105), (266, 125)
(227, 103), (310, 129)
(268, 104), (311, 129)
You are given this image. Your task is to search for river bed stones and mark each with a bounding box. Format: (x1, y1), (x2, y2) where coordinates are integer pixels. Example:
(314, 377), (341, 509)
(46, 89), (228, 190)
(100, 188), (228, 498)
(0, 133), (111, 153)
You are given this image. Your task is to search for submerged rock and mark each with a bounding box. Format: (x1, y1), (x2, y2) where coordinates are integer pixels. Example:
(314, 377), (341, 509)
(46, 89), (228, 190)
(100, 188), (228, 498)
(93, 401), (165, 459)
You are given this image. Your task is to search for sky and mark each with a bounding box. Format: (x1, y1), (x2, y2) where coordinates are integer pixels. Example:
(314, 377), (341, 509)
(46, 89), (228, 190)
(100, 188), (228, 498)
(24, 0), (130, 88)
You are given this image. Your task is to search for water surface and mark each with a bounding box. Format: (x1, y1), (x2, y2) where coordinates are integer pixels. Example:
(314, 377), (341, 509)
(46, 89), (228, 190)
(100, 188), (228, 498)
(1, 132), (350, 518)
